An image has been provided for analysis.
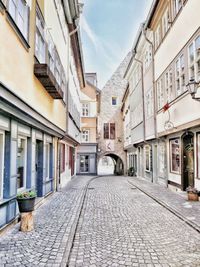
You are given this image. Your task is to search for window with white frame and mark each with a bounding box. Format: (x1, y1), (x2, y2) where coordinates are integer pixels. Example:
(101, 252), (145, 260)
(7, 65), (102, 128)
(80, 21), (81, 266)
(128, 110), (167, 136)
(170, 138), (180, 173)
(144, 45), (152, 70)
(0, 132), (5, 199)
(175, 54), (186, 96)
(17, 137), (27, 191)
(154, 24), (161, 49)
(145, 145), (151, 172)
(145, 88), (153, 118)
(172, 0), (183, 18)
(82, 103), (89, 117)
(35, 6), (46, 63)
(157, 79), (164, 110)
(8, 0), (29, 40)
(165, 68), (173, 102)
(82, 130), (89, 142)
(162, 8), (170, 36)
(187, 36), (200, 83)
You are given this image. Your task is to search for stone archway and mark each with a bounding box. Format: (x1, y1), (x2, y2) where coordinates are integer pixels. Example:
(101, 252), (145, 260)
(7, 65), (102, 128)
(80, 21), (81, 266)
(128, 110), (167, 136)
(97, 153), (124, 176)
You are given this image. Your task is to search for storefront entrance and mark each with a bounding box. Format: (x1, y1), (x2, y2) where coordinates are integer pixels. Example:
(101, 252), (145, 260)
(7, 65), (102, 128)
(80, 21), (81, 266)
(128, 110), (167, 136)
(182, 132), (194, 190)
(80, 155), (89, 173)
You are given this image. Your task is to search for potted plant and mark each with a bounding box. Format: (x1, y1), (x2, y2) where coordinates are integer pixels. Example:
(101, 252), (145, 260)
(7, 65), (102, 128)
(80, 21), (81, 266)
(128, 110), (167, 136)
(186, 186), (199, 201)
(17, 190), (37, 213)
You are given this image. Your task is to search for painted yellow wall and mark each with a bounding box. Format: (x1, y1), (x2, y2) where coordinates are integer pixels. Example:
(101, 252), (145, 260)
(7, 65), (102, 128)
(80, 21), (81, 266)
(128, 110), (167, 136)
(0, 1), (66, 131)
(81, 117), (97, 143)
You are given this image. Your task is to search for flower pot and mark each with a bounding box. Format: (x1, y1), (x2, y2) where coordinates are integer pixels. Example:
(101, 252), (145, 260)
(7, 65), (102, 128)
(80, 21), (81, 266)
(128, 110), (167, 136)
(187, 192), (199, 201)
(17, 197), (36, 212)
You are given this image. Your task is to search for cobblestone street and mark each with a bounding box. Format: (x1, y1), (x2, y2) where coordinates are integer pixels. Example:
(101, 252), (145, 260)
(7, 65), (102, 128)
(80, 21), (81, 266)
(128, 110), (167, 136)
(0, 176), (200, 267)
(68, 176), (200, 267)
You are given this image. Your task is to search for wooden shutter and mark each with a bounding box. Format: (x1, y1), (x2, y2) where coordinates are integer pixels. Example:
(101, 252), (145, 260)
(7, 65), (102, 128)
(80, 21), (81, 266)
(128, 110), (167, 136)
(110, 123), (115, 140)
(104, 123), (109, 139)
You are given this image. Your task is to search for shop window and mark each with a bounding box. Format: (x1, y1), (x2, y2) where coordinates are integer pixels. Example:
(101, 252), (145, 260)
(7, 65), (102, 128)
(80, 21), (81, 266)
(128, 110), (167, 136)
(60, 143), (65, 173)
(158, 142), (165, 177)
(0, 132), (5, 199)
(170, 138), (180, 173)
(17, 137), (27, 191)
(82, 130), (89, 143)
(7, 0), (29, 41)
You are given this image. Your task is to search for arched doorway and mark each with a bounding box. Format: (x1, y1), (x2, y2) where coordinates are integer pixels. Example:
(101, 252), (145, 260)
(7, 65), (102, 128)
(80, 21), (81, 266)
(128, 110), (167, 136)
(98, 154), (124, 176)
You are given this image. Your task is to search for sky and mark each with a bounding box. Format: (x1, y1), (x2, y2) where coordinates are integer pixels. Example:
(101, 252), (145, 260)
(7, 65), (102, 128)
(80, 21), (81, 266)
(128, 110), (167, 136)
(80, 0), (153, 89)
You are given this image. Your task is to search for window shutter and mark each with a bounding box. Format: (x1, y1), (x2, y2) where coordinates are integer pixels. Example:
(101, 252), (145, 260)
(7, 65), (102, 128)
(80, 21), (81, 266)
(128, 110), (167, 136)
(110, 123), (115, 140)
(104, 123), (109, 139)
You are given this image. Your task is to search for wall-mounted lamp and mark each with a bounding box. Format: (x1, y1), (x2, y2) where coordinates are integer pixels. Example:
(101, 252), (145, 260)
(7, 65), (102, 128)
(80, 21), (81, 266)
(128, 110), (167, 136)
(186, 79), (200, 101)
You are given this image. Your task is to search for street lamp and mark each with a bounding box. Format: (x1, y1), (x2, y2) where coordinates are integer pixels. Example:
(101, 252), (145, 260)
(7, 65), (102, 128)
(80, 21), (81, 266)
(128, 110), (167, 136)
(186, 78), (200, 101)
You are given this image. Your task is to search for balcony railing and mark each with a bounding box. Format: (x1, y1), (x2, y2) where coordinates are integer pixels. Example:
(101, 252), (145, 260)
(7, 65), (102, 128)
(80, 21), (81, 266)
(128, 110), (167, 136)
(34, 23), (66, 99)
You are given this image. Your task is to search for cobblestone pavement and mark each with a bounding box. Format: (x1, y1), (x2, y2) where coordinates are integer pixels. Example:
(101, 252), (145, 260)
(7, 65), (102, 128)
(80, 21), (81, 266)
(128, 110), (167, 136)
(68, 176), (200, 267)
(0, 176), (94, 267)
(128, 177), (200, 231)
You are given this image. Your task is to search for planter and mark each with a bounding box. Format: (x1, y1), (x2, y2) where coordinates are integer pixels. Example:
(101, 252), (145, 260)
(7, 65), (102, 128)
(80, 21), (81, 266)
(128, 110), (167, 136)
(17, 197), (36, 212)
(187, 192), (199, 201)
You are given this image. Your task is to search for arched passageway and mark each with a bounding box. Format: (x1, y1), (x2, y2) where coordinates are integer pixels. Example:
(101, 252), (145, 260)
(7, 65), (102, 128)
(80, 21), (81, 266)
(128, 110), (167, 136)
(98, 154), (124, 176)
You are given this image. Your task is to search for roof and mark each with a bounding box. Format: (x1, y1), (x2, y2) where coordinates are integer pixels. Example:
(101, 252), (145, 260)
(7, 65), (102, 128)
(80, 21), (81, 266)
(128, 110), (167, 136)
(144, 0), (159, 29)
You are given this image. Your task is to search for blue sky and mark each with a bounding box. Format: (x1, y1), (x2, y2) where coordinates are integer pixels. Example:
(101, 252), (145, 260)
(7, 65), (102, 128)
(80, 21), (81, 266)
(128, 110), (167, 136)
(80, 0), (153, 89)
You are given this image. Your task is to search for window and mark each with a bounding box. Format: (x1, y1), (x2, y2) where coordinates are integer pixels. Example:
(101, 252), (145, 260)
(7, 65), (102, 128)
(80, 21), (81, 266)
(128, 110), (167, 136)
(146, 89), (153, 118)
(0, 132), (5, 199)
(144, 45), (152, 70)
(82, 103), (89, 117)
(173, 0), (183, 17)
(162, 8), (170, 36)
(188, 36), (200, 82)
(112, 97), (117, 106)
(157, 79), (164, 110)
(45, 143), (51, 181)
(8, 0), (29, 40)
(35, 6), (46, 63)
(170, 138), (180, 173)
(103, 123), (116, 139)
(110, 123), (115, 139)
(145, 145), (151, 172)
(82, 130), (89, 143)
(165, 68), (173, 102)
(154, 24), (161, 49)
(17, 137), (27, 191)
(175, 54), (186, 96)
(60, 143), (65, 173)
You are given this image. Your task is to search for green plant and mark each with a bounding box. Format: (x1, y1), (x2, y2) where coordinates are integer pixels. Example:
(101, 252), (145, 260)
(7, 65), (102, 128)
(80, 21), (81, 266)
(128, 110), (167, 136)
(17, 190), (36, 199)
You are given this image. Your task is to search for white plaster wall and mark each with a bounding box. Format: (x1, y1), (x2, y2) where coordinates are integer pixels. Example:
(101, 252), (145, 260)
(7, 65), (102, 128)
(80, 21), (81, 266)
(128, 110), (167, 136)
(154, 0), (200, 80)
(157, 93), (200, 133)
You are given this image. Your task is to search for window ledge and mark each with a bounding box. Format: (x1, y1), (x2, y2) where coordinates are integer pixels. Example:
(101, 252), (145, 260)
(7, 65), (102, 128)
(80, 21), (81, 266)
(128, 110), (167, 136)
(6, 10), (30, 51)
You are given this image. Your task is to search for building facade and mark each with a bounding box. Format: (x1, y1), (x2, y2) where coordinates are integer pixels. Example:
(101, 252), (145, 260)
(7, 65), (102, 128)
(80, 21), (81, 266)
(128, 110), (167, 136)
(0, 0), (83, 229)
(76, 73), (100, 175)
(146, 0), (200, 191)
(98, 54), (131, 175)
(123, 0), (200, 192)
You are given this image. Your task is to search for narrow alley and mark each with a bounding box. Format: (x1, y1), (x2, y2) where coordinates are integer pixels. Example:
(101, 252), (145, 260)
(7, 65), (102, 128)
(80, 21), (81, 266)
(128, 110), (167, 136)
(0, 176), (200, 267)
